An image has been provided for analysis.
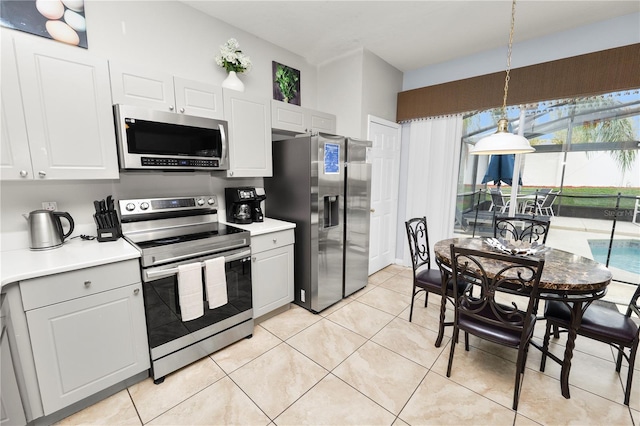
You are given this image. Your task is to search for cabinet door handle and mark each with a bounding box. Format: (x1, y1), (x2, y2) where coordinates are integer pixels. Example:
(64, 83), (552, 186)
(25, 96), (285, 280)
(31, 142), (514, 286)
(273, 238), (277, 244)
(84, 281), (91, 287)
(19, 170), (28, 177)
(179, 107), (185, 113)
(169, 105), (174, 111)
(252, 256), (256, 262)
(370, 208), (375, 213)
(38, 171), (46, 178)
(134, 288), (140, 295)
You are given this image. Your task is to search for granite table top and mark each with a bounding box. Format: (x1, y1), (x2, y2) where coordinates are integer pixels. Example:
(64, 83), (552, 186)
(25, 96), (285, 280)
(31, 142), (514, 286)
(434, 237), (613, 293)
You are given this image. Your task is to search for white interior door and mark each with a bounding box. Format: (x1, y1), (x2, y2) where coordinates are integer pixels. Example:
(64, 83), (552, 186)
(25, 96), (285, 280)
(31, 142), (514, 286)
(367, 115), (401, 275)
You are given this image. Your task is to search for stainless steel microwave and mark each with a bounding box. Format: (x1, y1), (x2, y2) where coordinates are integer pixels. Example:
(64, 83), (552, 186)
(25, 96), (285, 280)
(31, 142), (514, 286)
(113, 104), (228, 171)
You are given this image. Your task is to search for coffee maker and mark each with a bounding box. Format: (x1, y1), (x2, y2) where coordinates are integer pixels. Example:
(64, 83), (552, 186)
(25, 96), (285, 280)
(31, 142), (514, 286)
(225, 187), (265, 224)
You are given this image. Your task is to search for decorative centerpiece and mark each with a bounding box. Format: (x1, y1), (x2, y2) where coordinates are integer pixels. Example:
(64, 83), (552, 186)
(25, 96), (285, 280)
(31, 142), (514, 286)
(215, 38), (251, 92)
(485, 237), (548, 256)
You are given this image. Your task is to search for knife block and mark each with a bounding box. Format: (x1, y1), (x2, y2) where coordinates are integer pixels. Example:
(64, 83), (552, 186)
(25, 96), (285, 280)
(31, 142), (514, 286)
(94, 215), (121, 242)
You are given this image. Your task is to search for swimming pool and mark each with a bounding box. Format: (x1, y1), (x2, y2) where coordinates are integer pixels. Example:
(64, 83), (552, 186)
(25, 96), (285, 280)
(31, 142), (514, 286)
(588, 239), (640, 275)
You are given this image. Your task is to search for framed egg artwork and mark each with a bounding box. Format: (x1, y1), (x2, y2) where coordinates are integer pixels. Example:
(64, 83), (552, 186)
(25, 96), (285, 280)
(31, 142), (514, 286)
(0, 0), (88, 48)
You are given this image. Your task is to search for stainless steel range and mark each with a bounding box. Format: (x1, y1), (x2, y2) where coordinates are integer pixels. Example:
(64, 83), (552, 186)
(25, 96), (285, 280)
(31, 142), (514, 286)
(119, 195), (253, 384)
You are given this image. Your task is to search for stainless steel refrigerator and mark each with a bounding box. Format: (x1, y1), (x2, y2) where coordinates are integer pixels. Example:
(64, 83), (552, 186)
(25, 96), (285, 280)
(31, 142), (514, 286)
(265, 133), (372, 313)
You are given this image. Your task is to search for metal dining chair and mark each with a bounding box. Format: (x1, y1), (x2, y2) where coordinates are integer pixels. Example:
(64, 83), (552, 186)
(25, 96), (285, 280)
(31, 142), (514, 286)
(446, 244), (545, 410)
(493, 215), (551, 244)
(540, 284), (640, 405)
(405, 217), (464, 347)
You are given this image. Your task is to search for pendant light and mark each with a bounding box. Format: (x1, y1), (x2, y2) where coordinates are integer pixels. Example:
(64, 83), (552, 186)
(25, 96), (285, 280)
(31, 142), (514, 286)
(469, 0), (535, 155)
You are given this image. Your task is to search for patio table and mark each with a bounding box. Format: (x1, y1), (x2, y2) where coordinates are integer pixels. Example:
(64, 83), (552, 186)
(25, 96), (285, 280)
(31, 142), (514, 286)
(434, 237), (613, 399)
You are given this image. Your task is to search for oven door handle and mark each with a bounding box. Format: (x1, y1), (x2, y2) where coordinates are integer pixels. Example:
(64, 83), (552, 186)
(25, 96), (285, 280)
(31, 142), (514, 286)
(144, 249), (251, 280)
(147, 241), (249, 267)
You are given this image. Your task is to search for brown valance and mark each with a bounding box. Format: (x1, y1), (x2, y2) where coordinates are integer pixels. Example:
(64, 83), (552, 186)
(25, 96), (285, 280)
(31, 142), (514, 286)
(397, 43), (640, 122)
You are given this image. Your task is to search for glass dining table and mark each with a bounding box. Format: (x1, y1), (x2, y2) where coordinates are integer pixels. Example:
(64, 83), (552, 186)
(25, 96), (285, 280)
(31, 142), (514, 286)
(434, 237), (613, 399)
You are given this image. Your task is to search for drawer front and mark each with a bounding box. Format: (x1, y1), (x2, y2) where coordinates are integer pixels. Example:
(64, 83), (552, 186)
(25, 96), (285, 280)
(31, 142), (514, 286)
(21, 260), (141, 310)
(251, 229), (294, 254)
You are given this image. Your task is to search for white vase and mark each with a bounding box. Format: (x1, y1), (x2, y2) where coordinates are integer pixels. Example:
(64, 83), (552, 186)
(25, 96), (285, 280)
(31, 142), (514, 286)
(221, 71), (244, 92)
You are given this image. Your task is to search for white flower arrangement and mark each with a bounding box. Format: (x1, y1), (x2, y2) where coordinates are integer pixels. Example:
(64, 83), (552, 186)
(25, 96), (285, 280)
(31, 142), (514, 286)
(215, 38), (251, 73)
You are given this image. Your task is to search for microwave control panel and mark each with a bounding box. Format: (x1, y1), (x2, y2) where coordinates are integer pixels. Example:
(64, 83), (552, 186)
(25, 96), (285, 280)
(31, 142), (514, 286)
(141, 157), (219, 168)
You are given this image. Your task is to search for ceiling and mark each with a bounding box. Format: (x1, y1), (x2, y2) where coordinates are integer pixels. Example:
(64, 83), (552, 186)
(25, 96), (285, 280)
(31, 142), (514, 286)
(181, 1), (639, 72)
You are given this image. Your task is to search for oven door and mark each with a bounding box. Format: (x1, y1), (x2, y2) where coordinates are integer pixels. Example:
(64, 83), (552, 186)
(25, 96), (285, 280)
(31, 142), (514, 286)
(141, 247), (252, 354)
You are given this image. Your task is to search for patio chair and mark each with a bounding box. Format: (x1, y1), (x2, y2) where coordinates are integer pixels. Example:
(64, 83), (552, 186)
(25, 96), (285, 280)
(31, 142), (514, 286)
(488, 189), (510, 213)
(540, 284), (640, 405)
(405, 217), (466, 347)
(523, 190), (560, 217)
(493, 215), (550, 244)
(446, 244), (545, 410)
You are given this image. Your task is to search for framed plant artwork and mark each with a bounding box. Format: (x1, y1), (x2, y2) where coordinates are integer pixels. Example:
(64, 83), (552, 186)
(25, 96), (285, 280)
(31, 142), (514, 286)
(0, 0), (88, 48)
(272, 61), (300, 105)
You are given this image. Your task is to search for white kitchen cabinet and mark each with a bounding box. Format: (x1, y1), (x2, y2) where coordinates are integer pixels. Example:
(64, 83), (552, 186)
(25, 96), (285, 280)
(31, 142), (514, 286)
(251, 230), (294, 318)
(271, 100), (336, 134)
(224, 91), (272, 177)
(1, 295), (27, 426)
(0, 35), (31, 181)
(0, 32), (119, 180)
(21, 261), (149, 416)
(109, 63), (224, 119)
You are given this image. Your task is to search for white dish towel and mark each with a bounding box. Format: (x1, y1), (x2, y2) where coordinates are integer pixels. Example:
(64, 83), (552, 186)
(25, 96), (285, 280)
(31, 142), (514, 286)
(177, 262), (204, 321)
(204, 257), (228, 309)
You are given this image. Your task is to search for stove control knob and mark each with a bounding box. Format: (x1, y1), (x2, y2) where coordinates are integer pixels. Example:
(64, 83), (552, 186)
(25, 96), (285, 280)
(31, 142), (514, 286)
(140, 202), (150, 210)
(197, 198), (205, 206)
(126, 203), (135, 211)
(207, 198), (215, 205)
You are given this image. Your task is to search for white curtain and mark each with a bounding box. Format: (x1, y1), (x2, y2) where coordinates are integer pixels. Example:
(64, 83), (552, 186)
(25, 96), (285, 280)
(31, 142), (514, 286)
(401, 115), (463, 266)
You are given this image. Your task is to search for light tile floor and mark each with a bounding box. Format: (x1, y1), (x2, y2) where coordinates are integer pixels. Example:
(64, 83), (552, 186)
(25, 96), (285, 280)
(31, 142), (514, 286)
(57, 265), (639, 426)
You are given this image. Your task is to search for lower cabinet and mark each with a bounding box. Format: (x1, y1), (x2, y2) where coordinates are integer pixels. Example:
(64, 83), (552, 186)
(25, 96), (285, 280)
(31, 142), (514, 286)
(251, 230), (294, 318)
(21, 262), (150, 416)
(1, 296), (27, 426)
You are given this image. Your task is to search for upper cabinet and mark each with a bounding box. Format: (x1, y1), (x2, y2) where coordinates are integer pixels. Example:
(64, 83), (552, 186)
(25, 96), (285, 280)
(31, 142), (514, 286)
(109, 63), (224, 120)
(271, 100), (336, 135)
(224, 91), (272, 177)
(1, 32), (119, 180)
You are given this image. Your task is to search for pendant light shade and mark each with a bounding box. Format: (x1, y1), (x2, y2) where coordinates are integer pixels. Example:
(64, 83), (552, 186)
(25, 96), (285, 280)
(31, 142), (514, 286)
(469, 0), (535, 156)
(469, 118), (535, 155)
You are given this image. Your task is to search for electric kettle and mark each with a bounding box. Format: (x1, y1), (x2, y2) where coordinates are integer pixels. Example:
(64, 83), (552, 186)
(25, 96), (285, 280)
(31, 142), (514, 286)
(23, 210), (75, 250)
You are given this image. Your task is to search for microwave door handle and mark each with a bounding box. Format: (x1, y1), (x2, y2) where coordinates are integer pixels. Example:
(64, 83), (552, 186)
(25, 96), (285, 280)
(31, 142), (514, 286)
(219, 124), (227, 165)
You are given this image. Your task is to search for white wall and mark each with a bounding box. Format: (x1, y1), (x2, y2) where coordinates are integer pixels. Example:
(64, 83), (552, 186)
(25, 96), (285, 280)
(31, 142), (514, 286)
(361, 50), (404, 138)
(1, 0), (316, 250)
(317, 48), (403, 139)
(318, 49), (364, 138)
(1, 1), (403, 251)
(403, 12), (640, 91)
(522, 152), (640, 188)
(86, 0), (318, 106)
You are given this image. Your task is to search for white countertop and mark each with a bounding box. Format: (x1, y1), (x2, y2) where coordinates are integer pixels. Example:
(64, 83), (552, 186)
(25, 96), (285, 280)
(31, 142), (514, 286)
(1, 238), (141, 287)
(220, 217), (296, 236)
(1, 218), (295, 288)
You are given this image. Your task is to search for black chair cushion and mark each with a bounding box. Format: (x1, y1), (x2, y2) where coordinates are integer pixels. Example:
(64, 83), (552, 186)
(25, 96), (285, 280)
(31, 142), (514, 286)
(416, 269), (467, 295)
(459, 303), (536, 347)
(415, 268), (442, 289)
(545, 300), (638, 344)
